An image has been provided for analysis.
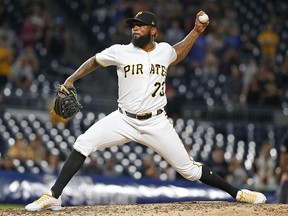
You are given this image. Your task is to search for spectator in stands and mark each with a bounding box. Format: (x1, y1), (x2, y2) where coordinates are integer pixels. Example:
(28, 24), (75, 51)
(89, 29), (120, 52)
(220, 45), (240, 75)
(20, 14), (41, 52)
(260, 79), (282, 107)
(253, 140), (277, 190)
(207, 146), (228, 180)
(256, 65), (282, 107)
(276, 55), (288, 90)
(103, 158), (117, 176)
(44, 16), (71, 63)
(187, 34), (208, 69)
(0, 20), (18, 54)
(227, 155), (248, 187)
(278, 134), (288, 203)
(30, 135), (47, 165)
(140, 154), (160, 179)
(27, 0), (51, 43)
(165, 19), (185, 46)
(7, 134), (34, 162)
(257, 23), (280, 67)
(220, 9), (238, 34)
(240, 55), (258, 89)
(82, 157), (103, 175)
(223, 25), (241, 51)
(0, 35), (13, 89)
(240, 33), (255, 61)
(240, 75), (261, 107)
(225, 64), (243, 106)
(0, 156), (16, 171)
(202, 45), (219, 81)
(242, 65), (282, 107)
(46, 148), (61, 174)
(9, 47), (39, 90)
(240, 56), (258, 107)
(205, 23), (225, 55)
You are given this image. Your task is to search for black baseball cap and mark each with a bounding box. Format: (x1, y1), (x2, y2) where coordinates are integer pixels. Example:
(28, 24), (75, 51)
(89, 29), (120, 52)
(126, 11), (158, 27)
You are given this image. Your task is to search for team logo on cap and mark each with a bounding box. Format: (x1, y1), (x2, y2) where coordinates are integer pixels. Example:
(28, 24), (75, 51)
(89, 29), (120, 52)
(136, 12), (142, 17)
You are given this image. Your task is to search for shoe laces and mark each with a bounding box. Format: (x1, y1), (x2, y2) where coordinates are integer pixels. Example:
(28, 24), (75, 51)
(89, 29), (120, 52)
(35, 193), (53, 204)
(240, 190), (256, 203)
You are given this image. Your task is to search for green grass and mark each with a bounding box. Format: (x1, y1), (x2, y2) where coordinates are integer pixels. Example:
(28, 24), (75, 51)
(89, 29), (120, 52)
(0, 204), (24, 210)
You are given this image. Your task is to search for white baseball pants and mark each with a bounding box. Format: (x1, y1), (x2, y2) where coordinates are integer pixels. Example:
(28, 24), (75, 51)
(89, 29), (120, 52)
(74, 110), (203, 181)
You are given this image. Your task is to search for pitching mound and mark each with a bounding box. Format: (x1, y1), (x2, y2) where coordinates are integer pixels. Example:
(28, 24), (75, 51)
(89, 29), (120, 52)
(1, 202), (287, 216)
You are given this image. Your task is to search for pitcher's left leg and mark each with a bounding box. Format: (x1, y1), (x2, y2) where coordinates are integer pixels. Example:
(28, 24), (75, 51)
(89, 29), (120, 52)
(139, 115), (266, 203)
(139, 115), (202, 181)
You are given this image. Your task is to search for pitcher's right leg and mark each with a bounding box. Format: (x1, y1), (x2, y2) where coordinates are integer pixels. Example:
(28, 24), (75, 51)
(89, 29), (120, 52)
(25, 110), (137, 211)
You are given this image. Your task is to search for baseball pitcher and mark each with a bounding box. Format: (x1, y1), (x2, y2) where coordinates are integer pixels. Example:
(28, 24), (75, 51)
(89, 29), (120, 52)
(25, 11), (266, 211)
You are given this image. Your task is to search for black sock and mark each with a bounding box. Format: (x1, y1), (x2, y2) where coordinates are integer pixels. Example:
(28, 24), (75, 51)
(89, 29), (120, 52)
(51, 149), (86, 198)
(199, 165), (239, 199)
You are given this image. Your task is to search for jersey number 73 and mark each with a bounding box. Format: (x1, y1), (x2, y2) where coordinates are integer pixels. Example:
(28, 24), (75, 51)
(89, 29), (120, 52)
(152, 81), (165, 97)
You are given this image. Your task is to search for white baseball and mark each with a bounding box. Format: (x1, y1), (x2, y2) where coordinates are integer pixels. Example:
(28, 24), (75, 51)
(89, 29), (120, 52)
(199, 14), (209, 23)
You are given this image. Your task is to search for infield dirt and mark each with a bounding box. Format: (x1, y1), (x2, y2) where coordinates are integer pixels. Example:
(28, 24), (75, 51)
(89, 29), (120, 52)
(0, 201), (287, 216)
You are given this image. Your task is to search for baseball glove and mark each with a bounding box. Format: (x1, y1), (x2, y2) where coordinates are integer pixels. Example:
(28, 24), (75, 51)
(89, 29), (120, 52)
(53, 84), (82, 119)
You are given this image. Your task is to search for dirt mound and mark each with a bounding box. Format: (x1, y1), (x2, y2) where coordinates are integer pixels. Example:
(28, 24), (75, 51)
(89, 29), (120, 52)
(1, 202), (287, 216)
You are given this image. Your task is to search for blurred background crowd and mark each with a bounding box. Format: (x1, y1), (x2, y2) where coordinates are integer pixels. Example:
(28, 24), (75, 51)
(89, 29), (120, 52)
(0, 0), (288, 203)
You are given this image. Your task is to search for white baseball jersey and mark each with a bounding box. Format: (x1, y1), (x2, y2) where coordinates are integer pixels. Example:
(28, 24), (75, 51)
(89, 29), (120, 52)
(95, 42), (177, 113)
(74, 42), (203, 182)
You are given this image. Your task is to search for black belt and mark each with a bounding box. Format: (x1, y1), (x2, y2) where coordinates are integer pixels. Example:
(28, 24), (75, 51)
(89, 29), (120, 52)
(118, 107), (163, 120)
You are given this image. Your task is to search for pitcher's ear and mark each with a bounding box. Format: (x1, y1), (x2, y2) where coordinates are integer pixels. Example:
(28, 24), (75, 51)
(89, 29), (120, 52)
(151, 27), (157, 38)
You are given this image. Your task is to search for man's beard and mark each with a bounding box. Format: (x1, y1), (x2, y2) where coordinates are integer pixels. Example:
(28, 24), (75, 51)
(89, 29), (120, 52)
(132, 33), (151, 49)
